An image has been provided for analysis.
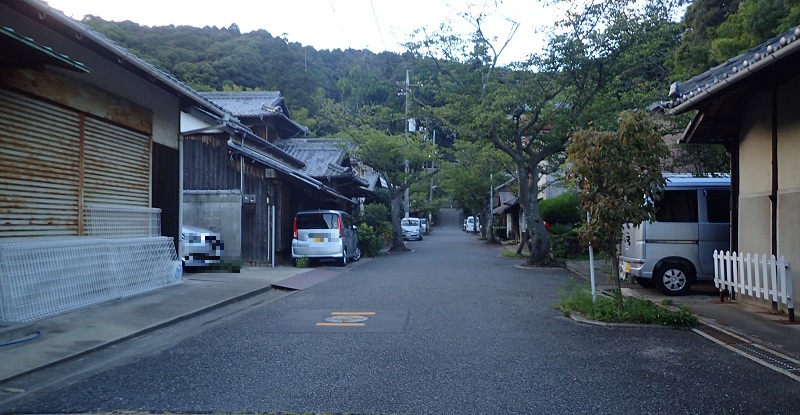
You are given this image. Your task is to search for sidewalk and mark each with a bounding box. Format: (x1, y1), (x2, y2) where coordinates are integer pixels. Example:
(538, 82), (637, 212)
(565, 259), (800, 360)
(0, 265), (313, 383)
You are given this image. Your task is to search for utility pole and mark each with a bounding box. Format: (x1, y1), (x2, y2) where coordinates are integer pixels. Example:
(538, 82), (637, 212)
(398, 69), (419, 218)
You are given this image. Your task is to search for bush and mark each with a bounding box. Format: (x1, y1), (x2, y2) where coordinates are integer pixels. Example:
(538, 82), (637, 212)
(539, 192), (581, 225)
(548, 223), (583, 259)
(555, 279), (698, 329)
(356, 223), (384, 257)
(294, 257), (309, 268)
(361, 203), (392, 243)
(494, 226), (508, 240)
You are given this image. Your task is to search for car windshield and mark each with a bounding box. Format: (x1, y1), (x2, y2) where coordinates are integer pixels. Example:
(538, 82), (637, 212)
(401, 219), (418, 226)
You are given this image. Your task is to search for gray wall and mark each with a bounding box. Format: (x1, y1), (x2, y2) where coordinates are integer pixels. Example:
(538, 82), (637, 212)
(183, 191), (242, 262)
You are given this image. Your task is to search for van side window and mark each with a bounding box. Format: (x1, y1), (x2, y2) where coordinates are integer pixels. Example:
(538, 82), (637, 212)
(655, 190), (698, 222)
(706, 190), (731, 223)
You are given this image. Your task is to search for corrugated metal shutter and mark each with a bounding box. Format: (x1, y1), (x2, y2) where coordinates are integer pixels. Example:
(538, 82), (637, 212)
(0, 89), (81, 237)
(83, 117), (151, 206)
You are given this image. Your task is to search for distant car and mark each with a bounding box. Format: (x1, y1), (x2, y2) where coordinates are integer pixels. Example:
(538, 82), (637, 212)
(181, 225), (224, 268)
(401, 217), (423, 241)
(292, 210), (361, 266)
(419, 218), (430, 234)
(465, 216), (480, 233)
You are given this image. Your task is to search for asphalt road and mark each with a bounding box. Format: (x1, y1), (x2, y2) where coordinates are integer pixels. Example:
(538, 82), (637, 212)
(4, 225), (800, 414)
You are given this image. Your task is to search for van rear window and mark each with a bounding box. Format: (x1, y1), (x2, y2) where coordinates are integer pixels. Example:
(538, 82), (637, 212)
(655, 190), (698, 222)
(296, 213), (338, 230)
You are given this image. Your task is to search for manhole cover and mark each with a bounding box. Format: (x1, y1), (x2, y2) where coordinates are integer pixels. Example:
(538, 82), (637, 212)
(324, 315), (370, 323)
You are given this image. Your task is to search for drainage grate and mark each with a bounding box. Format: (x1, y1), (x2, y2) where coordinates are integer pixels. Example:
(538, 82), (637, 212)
(694, 324), (800, 380)
(732, 343), (800, 374)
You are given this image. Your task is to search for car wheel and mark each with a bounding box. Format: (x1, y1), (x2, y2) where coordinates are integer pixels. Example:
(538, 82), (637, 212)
(352, 245), (362, 261)
(654, 263), (693, 296)
(340, 248), (348, 267)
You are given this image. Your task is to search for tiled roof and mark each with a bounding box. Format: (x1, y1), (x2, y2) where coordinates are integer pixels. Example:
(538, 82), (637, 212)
(275, 138), (353, 178)
(664, 26), (800, 115)
(201, 91), (284, 117)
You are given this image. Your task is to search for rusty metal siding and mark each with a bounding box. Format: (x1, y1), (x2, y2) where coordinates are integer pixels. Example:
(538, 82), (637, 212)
(82, 117), (151, 206)
(0, 89), (81, 237)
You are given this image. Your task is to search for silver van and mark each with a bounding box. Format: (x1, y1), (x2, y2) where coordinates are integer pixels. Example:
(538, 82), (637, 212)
(292, 210), (361, 266)
(619, 175), (730, 296)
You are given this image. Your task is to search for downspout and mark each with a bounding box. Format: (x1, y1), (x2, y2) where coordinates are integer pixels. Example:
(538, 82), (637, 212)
(771, 87), (779, 313)
(771, 87), (778, 258)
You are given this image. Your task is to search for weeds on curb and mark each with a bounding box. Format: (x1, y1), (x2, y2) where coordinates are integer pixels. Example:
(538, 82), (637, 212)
(555, 278), (698, 330)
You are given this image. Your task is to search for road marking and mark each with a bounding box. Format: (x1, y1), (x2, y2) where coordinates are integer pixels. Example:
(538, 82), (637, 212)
(315, 322), (366, 327)
(330, 312), (376, 315)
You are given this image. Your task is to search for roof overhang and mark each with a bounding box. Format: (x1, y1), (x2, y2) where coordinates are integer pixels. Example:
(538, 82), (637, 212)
(665, 27), (800, 144)
(227, 140), (355, 206)
(8, 0), (229, 119)
(0, 25), (90, 73)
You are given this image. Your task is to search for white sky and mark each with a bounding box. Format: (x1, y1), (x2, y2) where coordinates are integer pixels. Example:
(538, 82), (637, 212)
(43, 0), (565, 64)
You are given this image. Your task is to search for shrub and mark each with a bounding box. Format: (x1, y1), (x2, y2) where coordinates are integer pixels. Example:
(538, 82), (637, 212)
(494, 226), (508, 240)
(555, 278), (698, 329)
(356, 223), (384, 257)
(361, 203), (392, 244)
(294, 257), (309, 268)
(548, 222), (583, 259)
(539, 192), (581, 225)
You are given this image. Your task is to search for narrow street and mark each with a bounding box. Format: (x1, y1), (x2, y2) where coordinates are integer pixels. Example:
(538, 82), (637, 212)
(2, 220), (799, 414)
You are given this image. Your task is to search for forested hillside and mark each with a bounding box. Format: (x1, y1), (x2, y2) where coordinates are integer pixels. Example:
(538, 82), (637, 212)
(79, 0), (800, 141)
(81, 15), (415, 134)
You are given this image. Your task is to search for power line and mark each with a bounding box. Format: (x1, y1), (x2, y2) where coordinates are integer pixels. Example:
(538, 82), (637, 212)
(369, 0), (387, 51)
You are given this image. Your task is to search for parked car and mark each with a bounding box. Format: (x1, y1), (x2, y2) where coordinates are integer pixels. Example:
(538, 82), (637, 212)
(292, 210), (361, 266)
(465, 216), (480, 233)
(619, 175), (731, 296)
(401, 217), (423, 241)
(181, 225), (224, 269)
(420, 218), (430, 234)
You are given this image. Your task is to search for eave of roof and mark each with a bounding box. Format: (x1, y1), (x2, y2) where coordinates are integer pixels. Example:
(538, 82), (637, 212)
(0, 25), (90, 73)
(14, 0), (229, 119)
(227, 140), (355, 206)
(665, 26), (800, 116)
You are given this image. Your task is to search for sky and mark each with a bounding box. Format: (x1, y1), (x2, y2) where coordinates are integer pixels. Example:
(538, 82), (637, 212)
(43, 0), (565, 64)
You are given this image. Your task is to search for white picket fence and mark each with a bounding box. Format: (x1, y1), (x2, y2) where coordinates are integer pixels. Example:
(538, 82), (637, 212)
(713, 250), (795, 321)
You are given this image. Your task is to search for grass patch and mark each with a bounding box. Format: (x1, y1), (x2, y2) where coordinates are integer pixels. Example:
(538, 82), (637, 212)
(555, 279), (698, 330)
(500, 251), (528, 258)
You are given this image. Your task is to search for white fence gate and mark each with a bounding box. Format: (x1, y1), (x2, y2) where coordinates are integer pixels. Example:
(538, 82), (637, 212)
(713, 250), (795, 322)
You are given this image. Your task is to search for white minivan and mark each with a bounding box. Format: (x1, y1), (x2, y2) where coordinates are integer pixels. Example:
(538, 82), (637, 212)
(619, 175), (730, 296)
(464, 216), (480, 233)
(292, 210), (361, 266)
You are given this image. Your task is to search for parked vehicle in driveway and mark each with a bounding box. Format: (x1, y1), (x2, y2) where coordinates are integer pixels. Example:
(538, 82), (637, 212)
(181, 225), (224, 269)
(464, 216), (480, 233)
(292, 210), (361, 266)
(420, 218), (430, 234)
(401, 217), (423, 241)
(619, 175), (731, 296)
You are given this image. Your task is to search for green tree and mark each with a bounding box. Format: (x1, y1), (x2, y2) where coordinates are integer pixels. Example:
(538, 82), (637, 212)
(566, 112), (670, 303)
(437, 140), (512, 239)
(321, 103), (433, 250)
(408, 0), (682, 266)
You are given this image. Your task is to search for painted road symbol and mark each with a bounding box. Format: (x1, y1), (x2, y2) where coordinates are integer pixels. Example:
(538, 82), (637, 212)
(316, 311), (375, 327)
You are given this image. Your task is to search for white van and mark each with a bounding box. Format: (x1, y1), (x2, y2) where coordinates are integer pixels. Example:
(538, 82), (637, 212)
(292, 210), (361, 266)
(619, 175), (730, 296)
(465, 216), (480, 233)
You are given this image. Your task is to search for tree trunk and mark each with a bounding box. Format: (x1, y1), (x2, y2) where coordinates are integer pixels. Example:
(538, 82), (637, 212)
(389, 189), (407, 251)
(516, 162), (554, 266)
